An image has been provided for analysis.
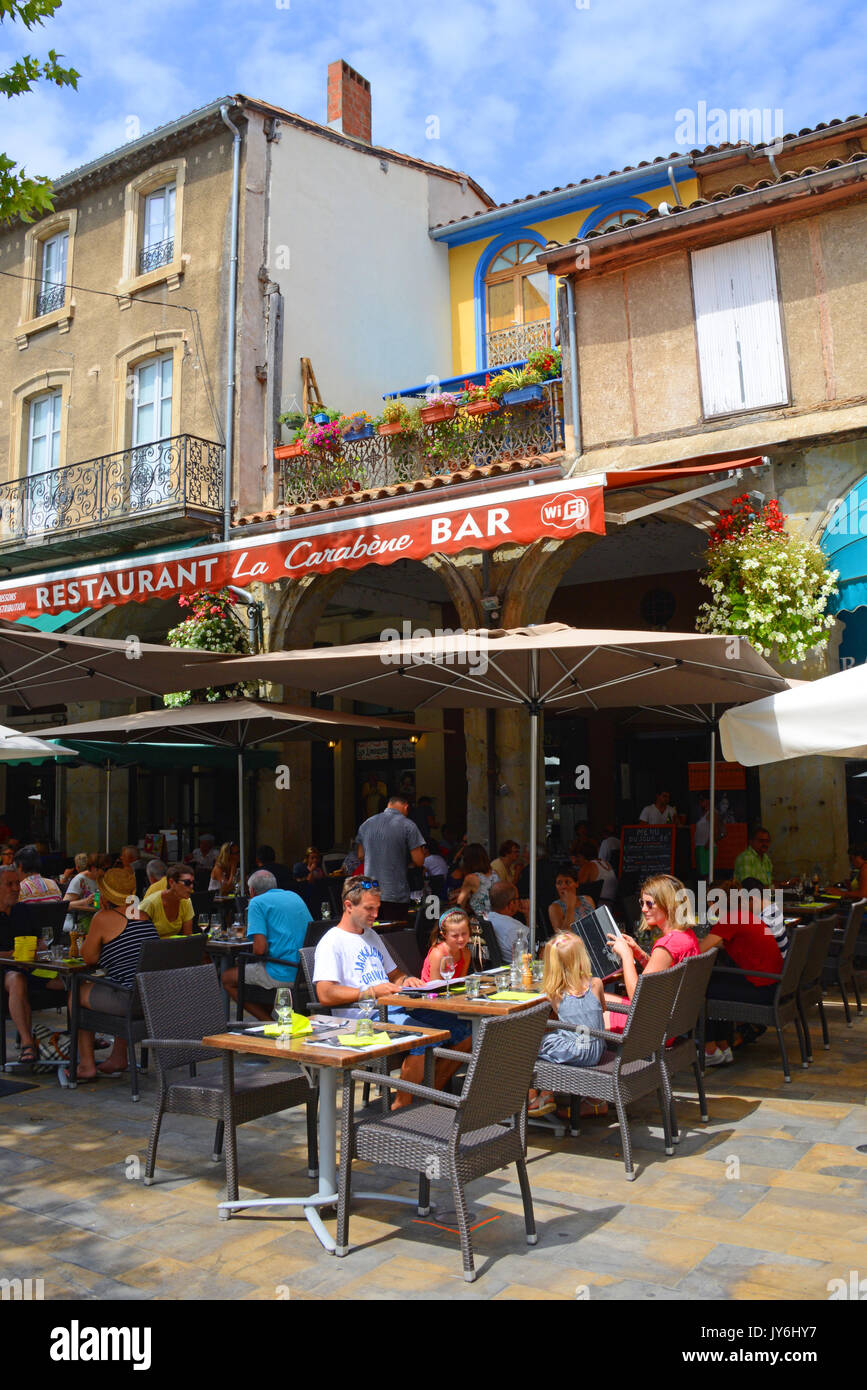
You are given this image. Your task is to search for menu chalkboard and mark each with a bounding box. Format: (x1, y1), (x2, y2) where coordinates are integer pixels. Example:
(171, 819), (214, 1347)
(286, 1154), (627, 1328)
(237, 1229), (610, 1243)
(619, 823), (676, 877)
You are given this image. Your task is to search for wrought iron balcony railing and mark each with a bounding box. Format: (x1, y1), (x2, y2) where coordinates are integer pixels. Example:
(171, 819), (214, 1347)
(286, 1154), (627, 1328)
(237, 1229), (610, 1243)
(279, 388), (564, 508)
(0, 434), (223, 543)
(486, 320), (551, 368)
(35, 283), (66, 317)
(138, 237), (174, 274)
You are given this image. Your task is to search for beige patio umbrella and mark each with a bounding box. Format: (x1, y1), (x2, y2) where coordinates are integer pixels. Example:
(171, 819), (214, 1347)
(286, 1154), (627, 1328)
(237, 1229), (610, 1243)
(38, 699), (432, 887)
(182, 624), (789, 939)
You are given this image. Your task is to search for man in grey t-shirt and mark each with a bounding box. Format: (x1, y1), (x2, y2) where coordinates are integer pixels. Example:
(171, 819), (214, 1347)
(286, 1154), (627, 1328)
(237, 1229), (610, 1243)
(355, 794), (426, 923)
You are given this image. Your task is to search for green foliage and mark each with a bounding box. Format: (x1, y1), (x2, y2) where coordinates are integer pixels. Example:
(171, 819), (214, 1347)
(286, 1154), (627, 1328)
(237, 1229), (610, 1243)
(163, 589), (250, 707)
(0, 1), (80, 224)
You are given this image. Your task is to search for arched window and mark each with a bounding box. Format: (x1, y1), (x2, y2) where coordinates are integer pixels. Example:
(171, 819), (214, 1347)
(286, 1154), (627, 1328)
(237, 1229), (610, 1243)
(587, 209), (643, 233)
(484, 240), (550, 366)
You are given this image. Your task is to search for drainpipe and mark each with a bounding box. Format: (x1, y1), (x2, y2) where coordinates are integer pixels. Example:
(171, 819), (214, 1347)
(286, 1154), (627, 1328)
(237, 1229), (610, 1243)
(666, 165), (684, 207)
(564, 276), (581, 457)
(220, 105), (242, 544)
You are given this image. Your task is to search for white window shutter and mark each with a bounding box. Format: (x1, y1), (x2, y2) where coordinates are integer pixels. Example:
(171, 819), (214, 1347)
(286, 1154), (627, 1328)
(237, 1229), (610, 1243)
(692, 231), (787, 416)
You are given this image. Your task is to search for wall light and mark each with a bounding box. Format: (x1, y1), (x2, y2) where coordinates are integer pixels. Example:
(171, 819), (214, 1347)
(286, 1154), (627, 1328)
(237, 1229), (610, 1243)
(409, 734), (421, 745)
(327, 740), (339, 749)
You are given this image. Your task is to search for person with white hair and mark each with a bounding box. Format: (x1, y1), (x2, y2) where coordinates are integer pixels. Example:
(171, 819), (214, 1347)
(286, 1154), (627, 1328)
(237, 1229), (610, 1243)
(221, 870), (312, 1021)
(188, 833), (217, 872)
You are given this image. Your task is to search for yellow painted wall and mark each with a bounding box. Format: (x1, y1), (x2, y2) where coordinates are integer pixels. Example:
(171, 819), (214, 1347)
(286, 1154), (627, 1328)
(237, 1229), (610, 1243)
(447, 179), (698, 375)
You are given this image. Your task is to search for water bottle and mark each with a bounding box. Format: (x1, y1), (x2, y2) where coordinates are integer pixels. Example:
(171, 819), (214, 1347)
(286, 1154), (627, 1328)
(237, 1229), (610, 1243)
(511, 926), (528, 988)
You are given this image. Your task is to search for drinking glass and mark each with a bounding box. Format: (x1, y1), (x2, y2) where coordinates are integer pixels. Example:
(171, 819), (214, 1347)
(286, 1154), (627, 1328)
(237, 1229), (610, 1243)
(440, 954), (456, 997)
(274, 987), (294, 1037)
(41, 922), (54, 955)
(320, 902), (332, 921)
(464, 975), (481, 1000)
(197, 912), (210, 932)
(356, 987), (377, 1040)
(532, 960), (545, 989)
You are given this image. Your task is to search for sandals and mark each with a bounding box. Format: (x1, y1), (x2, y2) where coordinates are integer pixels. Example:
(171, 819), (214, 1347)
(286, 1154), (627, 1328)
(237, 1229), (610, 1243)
(528, 1089), (556, 1117)
(19, 1042), (39, 1065)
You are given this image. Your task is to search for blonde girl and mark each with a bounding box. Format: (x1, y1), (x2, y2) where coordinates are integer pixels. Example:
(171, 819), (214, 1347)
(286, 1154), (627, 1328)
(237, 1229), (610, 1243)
(422, 906), (472, 983)
(529, 933), (606, 1116)
(209, 842), (239, 894)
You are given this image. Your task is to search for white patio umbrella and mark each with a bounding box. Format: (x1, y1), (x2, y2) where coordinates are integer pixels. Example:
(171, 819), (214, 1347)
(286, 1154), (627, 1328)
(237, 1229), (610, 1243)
(720, 663), (867, 764)
(185, 624), (788, 941)
(38, 700), (434, 888)
(0, 725), (77, 762)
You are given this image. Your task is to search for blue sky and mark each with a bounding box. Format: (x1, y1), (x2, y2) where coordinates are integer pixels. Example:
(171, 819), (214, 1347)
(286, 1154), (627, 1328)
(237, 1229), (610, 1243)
(2, 0), (866, 204)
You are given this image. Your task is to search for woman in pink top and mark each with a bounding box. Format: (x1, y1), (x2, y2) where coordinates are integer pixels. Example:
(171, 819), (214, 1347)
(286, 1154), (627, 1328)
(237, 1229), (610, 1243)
(604, 874), (698, 1031)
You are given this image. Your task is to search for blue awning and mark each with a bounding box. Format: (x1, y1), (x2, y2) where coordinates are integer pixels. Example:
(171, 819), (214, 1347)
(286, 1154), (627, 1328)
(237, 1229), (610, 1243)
(385, 361), (561, 399)
(821, 475), (867, 613)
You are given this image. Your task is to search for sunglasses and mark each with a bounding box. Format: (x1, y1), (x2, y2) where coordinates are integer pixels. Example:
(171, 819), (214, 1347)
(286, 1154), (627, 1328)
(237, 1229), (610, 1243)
(177, 878), (194, 887)
(640, 898), (656, 909)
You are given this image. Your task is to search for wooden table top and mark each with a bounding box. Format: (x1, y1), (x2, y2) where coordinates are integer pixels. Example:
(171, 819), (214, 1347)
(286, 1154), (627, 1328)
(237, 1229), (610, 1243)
(202, 1020), (450, 1070)
(376, 988), (547, 1020)
(1, 954), (88, 974)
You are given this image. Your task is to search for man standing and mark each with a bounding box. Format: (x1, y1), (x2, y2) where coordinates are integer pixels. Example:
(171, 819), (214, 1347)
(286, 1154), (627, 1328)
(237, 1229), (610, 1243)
(734, 826), (775, 889)
(693, 795), (725, 877)
(355, 792), (426, 924)
(639, 790), (678, 825)
(313, 879), (469, 1108)
(222, 869), (312, 1021)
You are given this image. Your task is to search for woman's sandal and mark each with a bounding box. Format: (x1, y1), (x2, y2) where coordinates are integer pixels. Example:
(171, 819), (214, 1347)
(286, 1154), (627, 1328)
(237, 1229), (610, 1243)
(18, 1042), (39, 1066)
(528, 1089), (557, 1117)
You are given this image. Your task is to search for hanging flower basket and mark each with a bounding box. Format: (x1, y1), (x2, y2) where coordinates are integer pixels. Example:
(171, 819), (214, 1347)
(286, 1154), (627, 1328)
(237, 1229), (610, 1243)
(420, 401), (456, 424)
(465, 399), (500, 416)
(378, 421), (404, 436)
(502, 385), (544, 406)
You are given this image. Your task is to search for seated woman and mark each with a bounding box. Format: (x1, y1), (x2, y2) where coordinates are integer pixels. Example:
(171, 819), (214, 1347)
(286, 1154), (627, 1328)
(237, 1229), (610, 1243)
(529, 932), (606, 1117)
(698, 878), (784, 1065)
(604, 874), (699, 1032)
(294, 847), (325, 883)
(208, 842), (239, 895)
(68, 868), (158, 1080)
(139, 863), (195, 938)
(456, 843), (497, 918)
(548, 865), (596, 935)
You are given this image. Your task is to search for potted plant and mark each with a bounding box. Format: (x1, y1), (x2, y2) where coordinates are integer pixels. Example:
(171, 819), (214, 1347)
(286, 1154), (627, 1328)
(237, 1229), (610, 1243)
(526, 345), (562, 381)
(460, 378), (499, 416)
(379, 400), (412, 436)
(495, 367), (545, 406)
(313, 407), (330, 424)
(341, 410), (375, 441)
(420, 390), (457, 424)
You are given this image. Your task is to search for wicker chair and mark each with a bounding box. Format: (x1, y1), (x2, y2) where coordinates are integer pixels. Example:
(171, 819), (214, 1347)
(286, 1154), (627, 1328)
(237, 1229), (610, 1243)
(335, 1000), (551, 1282)
(533, 963), (684, 1180)
(662, 949), (718, 1141)
(70, 933), (208, 1101)
(822, 899), (865, 1024)
(137, 963), (318, 1197)
(704, 922), (814, 1083)
(797, 914), (839, 1060)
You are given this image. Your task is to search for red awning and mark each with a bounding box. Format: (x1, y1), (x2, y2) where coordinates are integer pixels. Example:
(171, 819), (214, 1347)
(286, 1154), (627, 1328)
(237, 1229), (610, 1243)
(605, 454), (766, 491)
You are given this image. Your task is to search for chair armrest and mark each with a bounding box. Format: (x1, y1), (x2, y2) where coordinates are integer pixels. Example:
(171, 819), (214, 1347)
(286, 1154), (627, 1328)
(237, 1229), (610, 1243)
(711, 965), (782, 982)
(583, 1025), (627, 1047)
(140, 1038), (221, 1057)
(605, 999), (630, 1014)
(432, 1047), (470, 1065)
(348, 1068), (461, 1106)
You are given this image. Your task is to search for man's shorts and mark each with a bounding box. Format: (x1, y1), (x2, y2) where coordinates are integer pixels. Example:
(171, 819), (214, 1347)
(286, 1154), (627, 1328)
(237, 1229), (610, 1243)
(245, 960), (294, 990)
(385, 1005), (472, 1057)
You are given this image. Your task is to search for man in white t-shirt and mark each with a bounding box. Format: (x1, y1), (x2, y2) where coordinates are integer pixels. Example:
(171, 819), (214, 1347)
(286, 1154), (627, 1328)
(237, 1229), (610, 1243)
(639, 791), (677, 825)
(313, 878), (469, 1108)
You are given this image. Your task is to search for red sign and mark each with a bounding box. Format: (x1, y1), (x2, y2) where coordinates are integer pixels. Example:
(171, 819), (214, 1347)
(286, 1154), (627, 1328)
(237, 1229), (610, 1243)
(0, 476), (605, 620)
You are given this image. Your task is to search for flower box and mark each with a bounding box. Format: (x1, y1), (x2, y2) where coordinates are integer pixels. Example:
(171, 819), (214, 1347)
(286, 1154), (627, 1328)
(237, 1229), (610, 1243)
(313, 412), (329, 424)
(502, 385), (544, 406)
(420, 402), (457, 424)
(343, 424), (374, 441)
(275, 440), (306, 459)
(378, 421), (404, 437)
(464, 399), (499, 416)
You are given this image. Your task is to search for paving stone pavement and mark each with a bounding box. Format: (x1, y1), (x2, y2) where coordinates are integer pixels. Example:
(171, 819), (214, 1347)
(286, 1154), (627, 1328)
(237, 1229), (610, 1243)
(1, 992), (866, 1301)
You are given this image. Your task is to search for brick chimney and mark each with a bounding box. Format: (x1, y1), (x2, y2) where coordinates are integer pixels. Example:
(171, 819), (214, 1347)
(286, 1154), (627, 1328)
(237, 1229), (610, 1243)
(327, 60), (371, 144)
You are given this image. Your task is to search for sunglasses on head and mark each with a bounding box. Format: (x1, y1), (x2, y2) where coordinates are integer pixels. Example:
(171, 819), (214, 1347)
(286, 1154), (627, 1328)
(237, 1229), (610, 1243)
(356, 878), (379, 891)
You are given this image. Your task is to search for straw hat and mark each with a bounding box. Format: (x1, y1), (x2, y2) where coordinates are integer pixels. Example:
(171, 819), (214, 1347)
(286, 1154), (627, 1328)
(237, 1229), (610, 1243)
(100, 868), (136, 908)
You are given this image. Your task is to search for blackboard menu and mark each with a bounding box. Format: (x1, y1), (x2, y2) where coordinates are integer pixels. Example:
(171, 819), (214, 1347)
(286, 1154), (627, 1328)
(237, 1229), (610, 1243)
(619, 823), (676, 877)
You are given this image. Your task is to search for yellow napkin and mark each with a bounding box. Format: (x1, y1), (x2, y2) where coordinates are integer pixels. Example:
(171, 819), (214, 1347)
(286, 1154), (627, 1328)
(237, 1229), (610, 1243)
(488, 990), (543, 1002)
(263, 1018), (313, 1038)
(33, 968), (59, 979)
(337, 1031), (391, 1048)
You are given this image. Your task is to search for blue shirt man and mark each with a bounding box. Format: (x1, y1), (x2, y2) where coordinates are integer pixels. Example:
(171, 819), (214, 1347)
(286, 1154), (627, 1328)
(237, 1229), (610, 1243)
(245, 873), (312, 983)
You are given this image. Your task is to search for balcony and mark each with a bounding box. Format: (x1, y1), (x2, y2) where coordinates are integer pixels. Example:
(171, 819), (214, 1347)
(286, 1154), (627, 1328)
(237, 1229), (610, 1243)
(0, 434), (224, 570)
(278, 386), (563, 507)
(138, 237), (174, 275)
(486, 320), (551, 368)
(35, 283), (66, 318)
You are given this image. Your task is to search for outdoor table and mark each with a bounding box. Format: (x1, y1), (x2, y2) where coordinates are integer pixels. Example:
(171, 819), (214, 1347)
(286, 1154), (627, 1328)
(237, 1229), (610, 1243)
(376, 983), (547, 1042)
(201, 1018), (449, 1252)
(0, 954), (87, 1082)
(783, 900), (839, 919)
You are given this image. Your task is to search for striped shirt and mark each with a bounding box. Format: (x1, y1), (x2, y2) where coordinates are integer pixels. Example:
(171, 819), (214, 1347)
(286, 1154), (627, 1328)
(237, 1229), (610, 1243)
(99, 916), (159, 990)
(356, 807), (425, 902)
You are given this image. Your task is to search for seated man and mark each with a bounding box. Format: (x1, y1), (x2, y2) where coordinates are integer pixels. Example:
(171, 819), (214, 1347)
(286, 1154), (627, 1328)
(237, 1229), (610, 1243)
(254, 844), (292, 891)
(487, 879), (524, 959)
(733, 826), (774, 890)
(313, 878), (472, 1109)
(222, 870), (312, 1021)
(0, 865), (64, 1065)
(144, 858), (168, 896)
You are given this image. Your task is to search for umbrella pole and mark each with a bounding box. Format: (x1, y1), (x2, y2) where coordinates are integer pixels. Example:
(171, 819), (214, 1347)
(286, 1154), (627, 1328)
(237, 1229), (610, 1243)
(237, 751), (246, 893)
(105, 762), (112, 855)
(708, 706), (716, 886)
(529, 651), (540, 955)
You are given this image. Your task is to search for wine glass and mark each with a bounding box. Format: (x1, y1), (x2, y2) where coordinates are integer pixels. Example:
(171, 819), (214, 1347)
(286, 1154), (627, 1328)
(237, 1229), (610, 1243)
(274, 987), (294, 1038)
(356, 986), (377, 1040)
(41, 921), (54, 957)
(440, 954), (456, 997)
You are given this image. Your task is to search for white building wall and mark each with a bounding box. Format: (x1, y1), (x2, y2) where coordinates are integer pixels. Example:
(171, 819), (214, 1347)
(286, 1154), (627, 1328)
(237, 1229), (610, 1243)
(267, 125), (479, 419)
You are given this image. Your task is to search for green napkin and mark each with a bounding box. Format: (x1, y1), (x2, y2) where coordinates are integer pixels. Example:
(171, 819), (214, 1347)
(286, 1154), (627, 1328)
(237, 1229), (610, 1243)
(337, 1031), (391, 1048)
(263, 1018), (312, 1038)
(488, 990), (544, 1002)
(33, 968), (59, 979)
